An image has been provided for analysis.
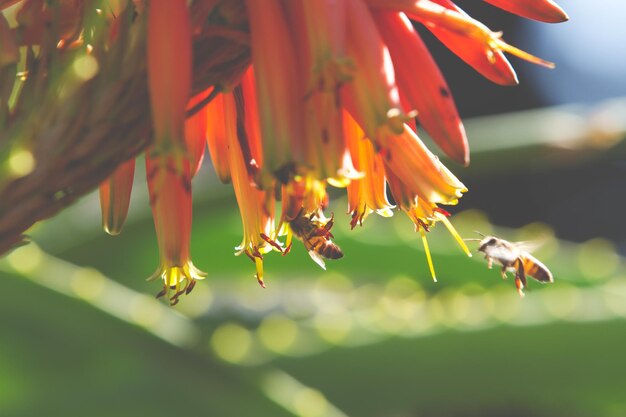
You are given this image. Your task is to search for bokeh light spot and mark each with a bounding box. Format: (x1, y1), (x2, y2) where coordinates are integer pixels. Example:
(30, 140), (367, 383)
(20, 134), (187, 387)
(128, 296), (163, 328)
(8, 149), (35, 177)
(70, 268), (105, 301)
(7, 244), (42, 274)
(73, 55), (99, 81)
(292, 388), (328, 417)
(577, 238), (620, 281)
(211, 323), (253, 363)
(314, 312), (352, 344)
(258, 314), (299, 354)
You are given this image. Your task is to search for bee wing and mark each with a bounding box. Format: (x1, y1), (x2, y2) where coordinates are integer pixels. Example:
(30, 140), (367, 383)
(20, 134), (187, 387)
(308, 250), (327, 270)
(513, 240), (545, 254)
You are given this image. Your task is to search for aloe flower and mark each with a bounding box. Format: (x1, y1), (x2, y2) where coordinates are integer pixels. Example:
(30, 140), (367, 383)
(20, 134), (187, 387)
(184, 90), (209, 177)
(145, 0), (206, 305)
(484, 0), (568, 23)
(373, 10), (468, 165)
(99, 159), (135, 236)
(344, 111), (394, 228)
(82, 0), (566, 303)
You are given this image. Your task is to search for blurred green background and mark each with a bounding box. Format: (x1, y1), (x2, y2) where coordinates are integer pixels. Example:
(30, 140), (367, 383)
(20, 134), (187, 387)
(3, 95), (626, 416)
(3, 1), (626, 416)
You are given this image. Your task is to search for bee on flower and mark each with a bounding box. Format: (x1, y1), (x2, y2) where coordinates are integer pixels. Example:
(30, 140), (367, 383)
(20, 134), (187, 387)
(85, 0), (567, 303)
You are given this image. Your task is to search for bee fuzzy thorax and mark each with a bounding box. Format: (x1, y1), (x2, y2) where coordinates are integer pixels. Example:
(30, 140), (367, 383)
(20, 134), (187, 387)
(478, 236), (520, 264)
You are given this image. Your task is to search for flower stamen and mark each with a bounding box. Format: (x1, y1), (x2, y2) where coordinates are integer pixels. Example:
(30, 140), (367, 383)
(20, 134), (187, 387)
(419, 228), (437, 282)
(435, 211), (472, 257)
(254, 256), (265, 288)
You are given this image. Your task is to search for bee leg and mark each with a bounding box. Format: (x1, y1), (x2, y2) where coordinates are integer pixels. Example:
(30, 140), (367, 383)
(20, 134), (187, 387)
(485, 256), (493, 269)
(515, 278), (525, 297)
(500, 266), (507, 279)
(324, 213), (335, 231)
(514, 259), (527, 297)
(323, 214), (335, 239)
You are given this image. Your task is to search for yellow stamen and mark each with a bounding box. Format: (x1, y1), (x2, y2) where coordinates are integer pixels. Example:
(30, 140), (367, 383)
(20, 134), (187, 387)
(285, 227), (293, 253)
(436, 212), (472, 257)
(420, 229), (437, 282)
(492, 37), (555, 69)
(255, 256), (265, 288)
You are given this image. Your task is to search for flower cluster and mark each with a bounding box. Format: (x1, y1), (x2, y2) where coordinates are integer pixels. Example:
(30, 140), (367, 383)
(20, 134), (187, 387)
(97, 0), (566, 304)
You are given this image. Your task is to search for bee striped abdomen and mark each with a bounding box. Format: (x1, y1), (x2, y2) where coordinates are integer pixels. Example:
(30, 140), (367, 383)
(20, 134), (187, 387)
(318, 241), (343, 259)
(522, 255), (553, 283)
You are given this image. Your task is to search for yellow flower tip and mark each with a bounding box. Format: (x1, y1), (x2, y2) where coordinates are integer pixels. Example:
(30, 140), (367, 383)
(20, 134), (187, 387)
(244, 249), (267, 288)
(149, 260), (206, 306)
(103, 224), (122, 236)
(254, 256), (266, 288)
(327, 176), (352, 189)
(328, 161), (366, 189)
(386, 108), (415, 134)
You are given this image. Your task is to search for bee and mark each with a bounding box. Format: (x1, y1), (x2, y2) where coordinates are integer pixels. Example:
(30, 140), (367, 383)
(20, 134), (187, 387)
(474, 234), (553, 297)
(288, 209), (343, 270)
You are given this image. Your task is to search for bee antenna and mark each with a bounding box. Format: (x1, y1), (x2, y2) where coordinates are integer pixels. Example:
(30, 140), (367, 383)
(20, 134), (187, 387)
(474, 230), (486, 237)
(463, 238), (482, 242)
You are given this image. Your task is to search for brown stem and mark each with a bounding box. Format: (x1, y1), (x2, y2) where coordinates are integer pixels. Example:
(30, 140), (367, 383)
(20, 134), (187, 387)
(0, 0), (250, 255)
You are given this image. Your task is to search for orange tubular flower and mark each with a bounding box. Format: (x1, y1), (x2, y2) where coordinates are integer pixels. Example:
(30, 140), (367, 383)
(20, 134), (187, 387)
(145, 155), (206, 305)
(373, 10), (468, 165)
(379, 124), (466, 206)
(283, 0), (358, 186)
(245, 0), (305, 185)
(367, 0), (556, 85)
(78, 0), (566, 302)
(205, 91), (232, 184)
(342, 0), (409, 142)
(385, 159), (470, 283)
(184, 90), (209, 177)
(380, 123), (470, 279)
(238, 67), (263, 167)
(146, 0), (205, 304)
(483, 0), (568, 23)
(221, 90), (277, 288)
(99, 158), (135, 236)
(344, 111), (394, 228)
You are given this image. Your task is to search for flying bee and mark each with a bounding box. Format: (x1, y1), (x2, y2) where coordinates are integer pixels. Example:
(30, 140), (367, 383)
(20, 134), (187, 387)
(470, 233), (553, 297)
(288, 208), (343, 270)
